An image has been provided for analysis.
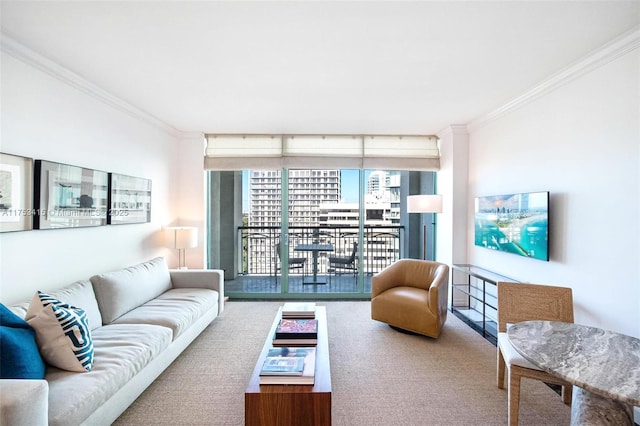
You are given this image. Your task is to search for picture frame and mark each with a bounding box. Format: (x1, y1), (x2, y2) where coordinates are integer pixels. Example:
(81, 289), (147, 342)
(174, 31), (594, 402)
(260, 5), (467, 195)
(0, 152), (34, 232)
(34, 160), (109, 229)
(108, 173), (152, 224)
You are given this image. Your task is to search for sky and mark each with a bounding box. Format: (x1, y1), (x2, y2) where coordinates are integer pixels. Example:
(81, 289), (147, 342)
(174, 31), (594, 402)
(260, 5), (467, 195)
(340, 169), (360, 203)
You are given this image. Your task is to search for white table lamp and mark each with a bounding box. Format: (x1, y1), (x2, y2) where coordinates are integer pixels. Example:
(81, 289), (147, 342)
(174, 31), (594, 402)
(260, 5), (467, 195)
(407, 194), (442, 260)
(165, 226), (198, 269)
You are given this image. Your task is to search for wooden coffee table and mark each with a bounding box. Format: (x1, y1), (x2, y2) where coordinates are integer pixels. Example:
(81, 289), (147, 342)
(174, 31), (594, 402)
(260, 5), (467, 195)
(245, 306), (331, 426)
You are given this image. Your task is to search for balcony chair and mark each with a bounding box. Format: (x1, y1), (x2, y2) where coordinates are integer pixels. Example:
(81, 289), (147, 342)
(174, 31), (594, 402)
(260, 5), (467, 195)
(371, 259), (449, 338)
(328, 242), (357, 283)
(496, 281), (574, 426)
(274, 243), (307, 282)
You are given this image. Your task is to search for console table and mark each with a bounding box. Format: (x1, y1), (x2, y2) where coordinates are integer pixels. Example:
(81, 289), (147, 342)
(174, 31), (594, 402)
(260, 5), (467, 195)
(245, 306), (331, 426)
(450, 264), (516, 344)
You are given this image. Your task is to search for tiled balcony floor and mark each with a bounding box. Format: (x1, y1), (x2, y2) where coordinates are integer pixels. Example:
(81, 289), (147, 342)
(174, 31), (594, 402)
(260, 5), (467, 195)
(225, 273), (372, 296)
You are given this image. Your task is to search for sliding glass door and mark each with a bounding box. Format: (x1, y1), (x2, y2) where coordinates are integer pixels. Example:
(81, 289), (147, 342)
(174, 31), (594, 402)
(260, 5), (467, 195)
(284, 169), (361, 294)
(210, 168), (431, 299)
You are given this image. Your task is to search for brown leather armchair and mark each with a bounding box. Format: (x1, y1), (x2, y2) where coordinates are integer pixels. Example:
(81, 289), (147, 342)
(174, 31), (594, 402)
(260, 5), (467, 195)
(371, 259), (450, 338)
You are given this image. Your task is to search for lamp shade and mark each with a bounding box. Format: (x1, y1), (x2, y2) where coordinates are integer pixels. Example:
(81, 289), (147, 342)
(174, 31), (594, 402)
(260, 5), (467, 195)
(164, 227), (198, 249)
(407, 194), (443, 214)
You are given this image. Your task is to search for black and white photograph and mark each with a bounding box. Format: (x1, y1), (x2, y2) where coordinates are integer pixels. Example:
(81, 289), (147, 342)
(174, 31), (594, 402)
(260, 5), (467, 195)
(0, 152), (33, 232)
(34, 160), (109, 229)
(108, 173), (151, 224)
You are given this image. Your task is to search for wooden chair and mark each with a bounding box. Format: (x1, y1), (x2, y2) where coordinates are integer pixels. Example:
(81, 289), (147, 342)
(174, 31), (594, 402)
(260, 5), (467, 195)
(274, 243), (306, 282)
(497, 281), (574, 426)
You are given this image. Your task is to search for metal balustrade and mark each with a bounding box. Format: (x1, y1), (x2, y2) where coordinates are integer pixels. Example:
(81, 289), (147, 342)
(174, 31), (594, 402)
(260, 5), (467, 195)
(238, 225), (404, 277)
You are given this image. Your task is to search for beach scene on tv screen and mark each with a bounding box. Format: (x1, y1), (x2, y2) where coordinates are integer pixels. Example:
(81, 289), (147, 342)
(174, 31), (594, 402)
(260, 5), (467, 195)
(474, 192), (548, 261)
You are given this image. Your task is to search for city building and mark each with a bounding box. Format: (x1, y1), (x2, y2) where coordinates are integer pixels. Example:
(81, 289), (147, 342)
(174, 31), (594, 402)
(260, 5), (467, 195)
(247, 169), (340, 274)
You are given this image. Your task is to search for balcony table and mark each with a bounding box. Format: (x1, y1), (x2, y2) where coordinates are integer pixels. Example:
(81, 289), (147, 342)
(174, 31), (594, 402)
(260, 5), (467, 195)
(294, 244), (334, 285)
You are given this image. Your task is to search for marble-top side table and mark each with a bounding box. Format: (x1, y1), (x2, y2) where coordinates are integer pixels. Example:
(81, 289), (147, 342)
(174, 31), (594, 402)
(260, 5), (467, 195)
(507, 320), (640, 426)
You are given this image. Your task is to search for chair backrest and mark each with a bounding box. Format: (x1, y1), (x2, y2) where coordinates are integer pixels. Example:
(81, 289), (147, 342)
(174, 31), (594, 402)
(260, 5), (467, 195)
(497, 281), (574, 333)
(373, 259), (446, 293)
(274, 243), (282, 269)
(347, 242), (357, 262)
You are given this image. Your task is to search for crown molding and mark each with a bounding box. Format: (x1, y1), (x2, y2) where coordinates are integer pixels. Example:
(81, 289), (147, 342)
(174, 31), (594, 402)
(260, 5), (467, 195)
(437, 124), (469, 139)
(467, 26), (640, 132)
(1, 33), (186, 138)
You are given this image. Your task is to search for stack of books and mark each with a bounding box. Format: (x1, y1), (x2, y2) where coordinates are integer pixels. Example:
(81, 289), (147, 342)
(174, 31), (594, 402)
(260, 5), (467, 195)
(273, 318), (318, 346)
(259, 346), (316, 385)
(281, 302), (316, 319)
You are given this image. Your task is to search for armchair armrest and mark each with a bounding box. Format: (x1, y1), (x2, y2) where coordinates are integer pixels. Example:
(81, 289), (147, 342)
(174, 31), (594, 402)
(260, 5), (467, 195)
(371, 262), (404, 298)
(170, 269), (225, 314)
(428, 265), (450, 317)
(0, 379), (48, 426)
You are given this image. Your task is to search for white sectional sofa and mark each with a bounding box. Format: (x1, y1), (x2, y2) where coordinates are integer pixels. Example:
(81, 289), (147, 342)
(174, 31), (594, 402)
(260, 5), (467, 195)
(0, 257), (224, 426)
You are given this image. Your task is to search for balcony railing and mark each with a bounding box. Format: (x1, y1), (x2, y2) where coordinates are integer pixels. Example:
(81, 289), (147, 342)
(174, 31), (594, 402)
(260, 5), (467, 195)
(238, 225), (404, 277)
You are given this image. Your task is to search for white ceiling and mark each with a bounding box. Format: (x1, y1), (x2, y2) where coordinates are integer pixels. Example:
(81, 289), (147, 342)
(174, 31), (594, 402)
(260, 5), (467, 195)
(1, 1), (639, 136)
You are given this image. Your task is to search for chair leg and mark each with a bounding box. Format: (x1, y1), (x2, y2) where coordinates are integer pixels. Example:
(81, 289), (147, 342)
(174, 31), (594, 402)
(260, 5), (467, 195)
(562, 384), (572, 405)
(497, 347), (506, 389)
(508, 367), (521, 426)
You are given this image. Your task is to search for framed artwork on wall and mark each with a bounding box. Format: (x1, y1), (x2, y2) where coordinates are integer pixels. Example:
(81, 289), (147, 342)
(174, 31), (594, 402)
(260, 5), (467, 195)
(0, 152), (33, 232)
(108, 173), (152, 224)
(34, 160), (109, 229)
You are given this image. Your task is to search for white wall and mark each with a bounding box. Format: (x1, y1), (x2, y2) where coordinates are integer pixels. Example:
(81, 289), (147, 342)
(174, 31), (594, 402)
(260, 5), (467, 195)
(175, 134), (207, 269)
(466, 49), (639, 337)
(0, 52), (180, 304)
(437, 125), (469, 268)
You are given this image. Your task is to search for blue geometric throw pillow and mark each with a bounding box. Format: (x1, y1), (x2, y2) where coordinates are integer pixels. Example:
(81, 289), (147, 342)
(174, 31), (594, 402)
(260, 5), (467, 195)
(0, 303), (46, 379)
(26, 291), (94, 372)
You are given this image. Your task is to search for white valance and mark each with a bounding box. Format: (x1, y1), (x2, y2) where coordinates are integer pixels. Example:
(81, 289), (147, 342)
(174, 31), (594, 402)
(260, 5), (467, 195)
(204, 134), (440, 171)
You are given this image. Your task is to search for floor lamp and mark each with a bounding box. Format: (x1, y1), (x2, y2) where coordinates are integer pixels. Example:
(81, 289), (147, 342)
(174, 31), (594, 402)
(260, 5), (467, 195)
(164, 226), (198, 269)
(407, 195), (443, 260)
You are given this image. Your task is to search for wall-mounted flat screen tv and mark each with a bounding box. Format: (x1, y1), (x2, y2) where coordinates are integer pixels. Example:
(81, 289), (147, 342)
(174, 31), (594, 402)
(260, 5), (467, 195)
(474, 191), (549, 261)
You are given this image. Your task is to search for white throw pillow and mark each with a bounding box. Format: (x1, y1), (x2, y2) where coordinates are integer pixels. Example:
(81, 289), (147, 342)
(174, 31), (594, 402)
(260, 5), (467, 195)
(26, 291), (94, 372)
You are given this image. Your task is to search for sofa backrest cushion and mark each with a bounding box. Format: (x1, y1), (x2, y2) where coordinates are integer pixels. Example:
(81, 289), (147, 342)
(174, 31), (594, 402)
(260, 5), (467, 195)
(90, 257), (172, 324)
(42, 280), (104, 331)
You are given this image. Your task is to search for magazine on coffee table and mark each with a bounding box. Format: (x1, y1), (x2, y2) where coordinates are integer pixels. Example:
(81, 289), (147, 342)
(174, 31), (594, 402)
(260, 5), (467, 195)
(259, 347), (316, 385)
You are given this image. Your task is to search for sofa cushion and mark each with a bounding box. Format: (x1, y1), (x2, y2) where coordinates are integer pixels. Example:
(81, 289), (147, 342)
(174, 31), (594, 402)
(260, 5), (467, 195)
(111, 288), (219, 340)
(42, 280), (103, 331)
(7, 302), (31, 321)
(90, 257), (173, 324)
(26, 292), (94, 372)
(46, 323), (172, 426)
(5, 281), (103, 331)
(0, 303), (46, 379)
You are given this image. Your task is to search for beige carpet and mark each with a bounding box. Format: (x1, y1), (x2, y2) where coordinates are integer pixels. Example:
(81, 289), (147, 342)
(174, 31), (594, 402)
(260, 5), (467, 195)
(113, 301), (570, 425)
